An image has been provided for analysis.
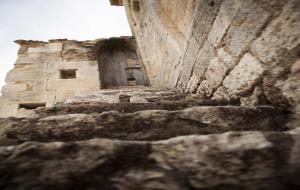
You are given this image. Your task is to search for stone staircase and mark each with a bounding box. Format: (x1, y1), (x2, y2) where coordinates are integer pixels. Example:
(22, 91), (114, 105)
(0, 88), (299, 190)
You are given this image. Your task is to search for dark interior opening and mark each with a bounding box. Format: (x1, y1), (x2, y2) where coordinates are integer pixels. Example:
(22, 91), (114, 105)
(60, 69), (77, 79)
(19, 103), (46, 110)
(94, 37), (150, 89)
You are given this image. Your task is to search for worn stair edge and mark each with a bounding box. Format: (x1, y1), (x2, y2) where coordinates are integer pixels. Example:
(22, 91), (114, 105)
(0, 128), (299, 190)
(0, 106), (291, 145)
(34, 99), (237, 117)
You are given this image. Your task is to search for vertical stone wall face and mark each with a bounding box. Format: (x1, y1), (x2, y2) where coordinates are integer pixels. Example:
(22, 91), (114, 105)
(122, 0), (196, 88)
(0, 39), (100, 118)
(116, 0), (300, 124)
(0, 40), (100, 117)
(0, 37), (147, 118)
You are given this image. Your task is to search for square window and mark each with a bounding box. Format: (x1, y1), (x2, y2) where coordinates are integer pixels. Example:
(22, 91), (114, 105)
(60, 69), (77, 79)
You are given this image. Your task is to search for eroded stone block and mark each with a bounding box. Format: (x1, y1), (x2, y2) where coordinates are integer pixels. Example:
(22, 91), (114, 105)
(0, 104), (19, 118)
(223, 2), (270, 57)
(27, 42), (63, 53)
(185, 40), (215, 93)
(207, 0), (239, 47)
(223, 53), (266, 95)
(251, 0), (300, 64)
(204, 48), (236, 90)
(5, 70), (53, 82)
(46, 79), (99, 91)
(1, 83), (27, 93)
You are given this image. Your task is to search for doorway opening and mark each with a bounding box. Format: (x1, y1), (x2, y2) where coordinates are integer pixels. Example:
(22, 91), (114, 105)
(94, 37), (149, 89)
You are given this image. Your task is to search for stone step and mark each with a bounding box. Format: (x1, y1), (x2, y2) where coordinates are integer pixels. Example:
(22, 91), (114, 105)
(0, 128), (299, 190)
(35, 99), (233, 117)
(65, 88), (189, 104)
(0, 106), (290, 145)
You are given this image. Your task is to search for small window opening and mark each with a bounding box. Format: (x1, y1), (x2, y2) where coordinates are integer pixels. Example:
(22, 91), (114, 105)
(60, 69), (77, 79)
(19, 103), (46, 110)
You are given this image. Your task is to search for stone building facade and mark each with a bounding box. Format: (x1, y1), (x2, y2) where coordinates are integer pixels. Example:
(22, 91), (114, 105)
(0, 37), (147, 117)
(0, 1), (300, 188)
(111, 0), (300, 126)
(0, 0), (299, 123)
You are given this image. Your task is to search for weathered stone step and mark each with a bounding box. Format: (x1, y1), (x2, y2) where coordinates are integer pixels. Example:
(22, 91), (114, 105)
(0, 128), (299, 190)
(35, 99), (233, 117)
(0, 106), (290, 145)
(65, 88), (189, 104)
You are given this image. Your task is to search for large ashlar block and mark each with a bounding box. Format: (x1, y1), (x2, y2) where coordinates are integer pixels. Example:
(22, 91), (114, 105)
(185, 40), (215, 93)
(62, 42), (95, 61)
(33, 80), (47, 91)
(56, 90), (77, 102)
(47, 61), (98, 70)
(251, 0), (300, 64)
(17, 80), (46, 91)
(0, 97), (10, 105)
(14, 62), (48, 71)
(191, 0), (224, 46)
(223, 2), (270, 57)
(0, 104), (19, 118)
(77, 69), (99, 79)
(1, 83), (27, 93)
(47, 79), (100, 91)
(178, 37), (201, 86)
(5, 70), (55, 82)
(27, 42), (63, 53)
(16, 52), (62, 64)
(205, 48), (236, 87)
(207, 0), (239, 47)
(223, 53), (266, 95)
(1, 91), (56, 104)
(15, 54), (43, 64)
(197, 49), (236, 97)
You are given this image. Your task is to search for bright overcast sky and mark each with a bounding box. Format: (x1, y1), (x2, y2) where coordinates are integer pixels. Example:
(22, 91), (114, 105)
(0, 0), (131, 91)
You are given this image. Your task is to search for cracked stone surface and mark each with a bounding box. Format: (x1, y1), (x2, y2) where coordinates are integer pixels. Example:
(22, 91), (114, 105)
(0, 128), (299, 190)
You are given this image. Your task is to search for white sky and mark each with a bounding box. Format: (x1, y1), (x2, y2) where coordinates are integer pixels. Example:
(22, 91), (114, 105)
(0, 0), (131, 90)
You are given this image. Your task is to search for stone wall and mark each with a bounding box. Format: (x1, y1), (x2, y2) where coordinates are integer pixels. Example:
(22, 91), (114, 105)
(0, 39), (100, 118)
(0, 37), (148, 118)
(112, 0), (300, 125)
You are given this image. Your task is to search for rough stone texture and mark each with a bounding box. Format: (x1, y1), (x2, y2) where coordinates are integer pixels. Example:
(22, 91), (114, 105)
(0, 38), (148, 118)
(33, 88), (235, 117)
(0, 0), (298, 188)
(0, 39), (99, 118)
(251, 0), (300, 65)
(115, 0), (300, 124)
(0, 106), (290, 145)
(0, 128), (299, 190)
(220, 53), (266, 96)
(197, 48), (236, 98)
(0, 85), (297, 189)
